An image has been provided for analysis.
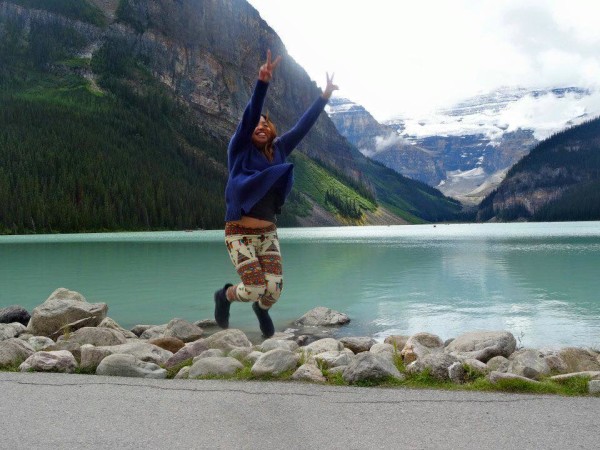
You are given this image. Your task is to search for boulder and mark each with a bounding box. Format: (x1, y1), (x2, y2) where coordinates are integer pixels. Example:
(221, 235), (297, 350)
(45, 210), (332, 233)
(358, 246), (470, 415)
(445, 331), (516, 362)
(27, 288), (107, 338)
(57, 327), (127, 347)
(0, 306), (31, 326)
(164, 339), (209, 368)
(383, 335), (410, 351)
(174, 366), (190, 379)
(46, 341), (82, 363)
(294, 307), (350, 327)
(245, 351), (264, 364)
(550, 371), (600, 383)
(489, 371), (540, 384)
(28, 336), (56, 352)
(589, 380), (600, 395)
(203, 329), (252, 351)
(251, 349), (299, 377)
(300, 338), (343, 356)
(193, 349), (225, 362)
(194, 319), (218, 329)
(228, 347), (254, 361)
(80, 341), (172, 370)
(0, 323), (26, 340)
(312, 350), (354, 368)
(370, 343), (396, 356)
(543, 354), (568, 374)
(188, 356), (243, 378)
(557, 348), (600, 372)
(463, 358), (489, 375)
(96, 354), (167, 379)
(140, 324), (168, 340)
(19, 350), (77, 373)
(260, 339), (298, 352)
(401, 332), (444, 364)
(98, 317), (137, 339)
(164, 318), (203, 343)
(291, 363), (326, 383)
(148, 337), (185, 354)
(342, 352), (403, 384)
(509, 349), (551, 380)
(0, 338), (35, 368)
(448, 362), (467, 384)
(486, 356), (510, 373)
(406, 351), (461, 381)
(130, 325), (154, 337)
(339, 336), (376, 353)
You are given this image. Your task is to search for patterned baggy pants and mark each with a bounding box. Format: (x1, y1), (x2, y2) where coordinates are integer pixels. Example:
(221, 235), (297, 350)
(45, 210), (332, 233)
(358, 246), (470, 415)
(224, 223), (283, 309)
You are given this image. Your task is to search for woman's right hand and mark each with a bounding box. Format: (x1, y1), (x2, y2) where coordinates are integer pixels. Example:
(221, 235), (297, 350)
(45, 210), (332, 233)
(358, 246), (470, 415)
(258, 50), (282, 83)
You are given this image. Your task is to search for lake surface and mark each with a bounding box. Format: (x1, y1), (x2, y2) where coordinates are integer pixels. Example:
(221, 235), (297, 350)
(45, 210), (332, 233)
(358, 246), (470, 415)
(1, 222), (599, 349)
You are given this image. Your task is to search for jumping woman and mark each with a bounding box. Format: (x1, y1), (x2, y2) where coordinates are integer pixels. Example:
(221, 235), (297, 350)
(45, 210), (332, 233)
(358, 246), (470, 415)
(214, 50), (338, 337)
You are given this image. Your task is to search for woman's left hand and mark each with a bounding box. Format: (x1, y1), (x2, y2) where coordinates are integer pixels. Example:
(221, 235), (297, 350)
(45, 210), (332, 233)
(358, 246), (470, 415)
(321, 72), (339, 99)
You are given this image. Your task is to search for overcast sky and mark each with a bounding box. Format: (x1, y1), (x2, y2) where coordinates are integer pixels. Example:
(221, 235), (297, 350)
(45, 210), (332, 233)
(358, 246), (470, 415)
(247, 0), (600, 121)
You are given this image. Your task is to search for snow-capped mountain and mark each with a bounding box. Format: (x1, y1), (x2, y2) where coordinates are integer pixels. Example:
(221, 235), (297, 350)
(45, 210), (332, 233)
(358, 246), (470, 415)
(328, 86), (600, 205)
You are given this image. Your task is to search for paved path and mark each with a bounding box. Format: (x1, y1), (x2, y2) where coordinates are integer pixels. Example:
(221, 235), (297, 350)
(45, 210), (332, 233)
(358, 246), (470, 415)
(1, 372), (599, 449)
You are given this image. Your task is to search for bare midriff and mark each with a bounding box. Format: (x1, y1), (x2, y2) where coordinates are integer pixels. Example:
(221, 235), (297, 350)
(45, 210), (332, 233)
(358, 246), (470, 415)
(228, 215), (274, 229)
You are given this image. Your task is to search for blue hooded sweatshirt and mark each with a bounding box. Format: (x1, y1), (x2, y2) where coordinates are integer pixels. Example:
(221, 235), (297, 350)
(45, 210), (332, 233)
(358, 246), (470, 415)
(224, 80), (328, 222)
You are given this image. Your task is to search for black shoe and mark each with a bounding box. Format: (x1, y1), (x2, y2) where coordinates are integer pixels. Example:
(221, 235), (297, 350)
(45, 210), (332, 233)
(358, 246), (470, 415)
(214, 283), (233, 329)
(252, 302), (275, 338)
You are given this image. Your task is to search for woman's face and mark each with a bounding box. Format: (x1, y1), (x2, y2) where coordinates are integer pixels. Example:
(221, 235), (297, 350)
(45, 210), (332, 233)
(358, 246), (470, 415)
(252, 116), (274, 147)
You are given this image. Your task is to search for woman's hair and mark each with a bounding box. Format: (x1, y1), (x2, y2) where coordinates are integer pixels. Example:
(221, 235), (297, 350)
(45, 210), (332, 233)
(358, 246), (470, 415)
(260, 113), (277, 162)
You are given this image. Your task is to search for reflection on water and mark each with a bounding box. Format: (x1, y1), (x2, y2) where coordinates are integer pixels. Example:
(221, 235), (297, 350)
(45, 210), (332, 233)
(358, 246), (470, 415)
(1, 222), (599, 348)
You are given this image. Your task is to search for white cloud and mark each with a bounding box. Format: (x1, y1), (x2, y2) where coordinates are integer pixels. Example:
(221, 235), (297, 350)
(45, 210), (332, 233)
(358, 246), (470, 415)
(247, 0), (600, 120)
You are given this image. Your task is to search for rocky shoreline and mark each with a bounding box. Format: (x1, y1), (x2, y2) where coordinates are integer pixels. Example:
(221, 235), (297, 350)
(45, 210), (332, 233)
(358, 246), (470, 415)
(1, 288), (599, 395)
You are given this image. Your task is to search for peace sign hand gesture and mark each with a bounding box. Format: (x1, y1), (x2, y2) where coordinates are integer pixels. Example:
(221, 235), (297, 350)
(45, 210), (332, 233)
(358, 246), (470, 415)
(258, 50), (282, 83)
(322, 72), (339, 100)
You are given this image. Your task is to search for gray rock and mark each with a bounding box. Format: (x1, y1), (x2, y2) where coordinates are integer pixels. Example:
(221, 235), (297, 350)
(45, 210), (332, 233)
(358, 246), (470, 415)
(301, 338), (343, 356)
(550, 371), (600, 382)
(28, 336), (56, 352)
(194, 319), (218, 329)
(245, 351), (264, 364)
(80, 341), (172, 370)
(98, 317), (138, 339)
(557, 347), (600, 372)
(0, 306), (31, 326)
(463, 358), (489, 375)
(164, 318), (203, 343)
(294, 307), (350, 327)
(448, 361), (467, 384)
(589, 380), (600, 395)
(27, 288), (107, 338)
(203, 329), (252, 351)
(327, 365), (348, 375)
(487, 355), (510, 373)
(383, 335), (410, 352)
(445, 331), (517, 362)
(174, 366), (190, 379)
(96, 354), (167, 379)
(19, 350), (77, 373)
(543, 354), (568, 374)
(57, 327), (127, 347)
(228, 347), (254, 361)
(189, 356), (243, 378)
(251, 349), (299, 376)
(0, 323), (26, 340)
(260, 339), (298, 352)
(401, 332), (444, 364)
(164, 339), (209, 368)
(370, 343), (395, 355)
(339, 336), (376, 353)
(193, 349), (225, 362)
(509, 349), (551, 380)
(148, 337), (185, 354)
(130, 325), (154, 337)
(489, 371), (540, 384)
(0, 338), (35, 368)
(342, 352), (403, 384)
(312, 350), (354, 368)
(406, 351), (461, 381)
(46, 341), (82, 363)
(140, 324), (168, 340)
(291, 363), (326, 383)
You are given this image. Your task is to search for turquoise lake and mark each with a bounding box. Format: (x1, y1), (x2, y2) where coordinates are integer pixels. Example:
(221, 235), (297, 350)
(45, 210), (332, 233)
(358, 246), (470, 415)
(1, 222), (599, 349)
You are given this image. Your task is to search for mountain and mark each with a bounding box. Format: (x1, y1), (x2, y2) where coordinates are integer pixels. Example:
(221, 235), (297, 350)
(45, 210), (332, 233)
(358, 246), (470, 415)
(329, 86), (600, 206)
(0, 0), (462, 234)
(476, 116), (600, 222)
